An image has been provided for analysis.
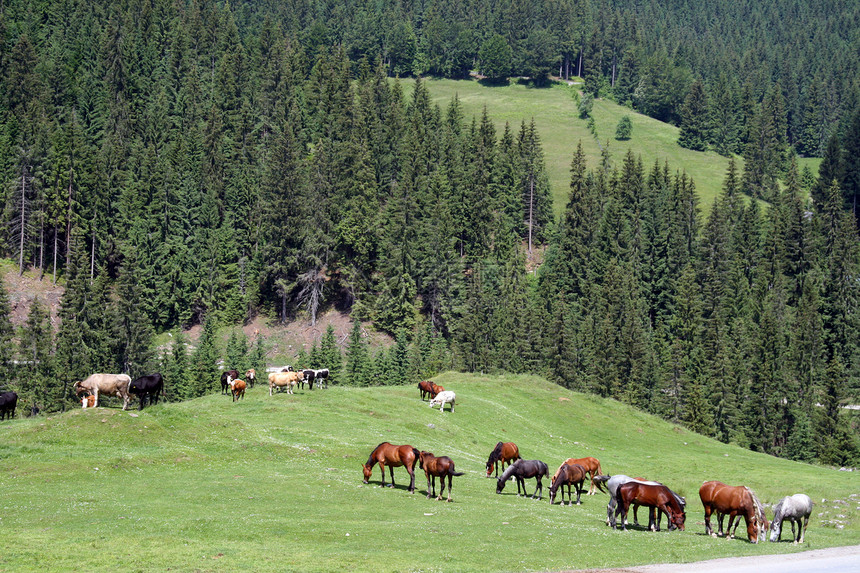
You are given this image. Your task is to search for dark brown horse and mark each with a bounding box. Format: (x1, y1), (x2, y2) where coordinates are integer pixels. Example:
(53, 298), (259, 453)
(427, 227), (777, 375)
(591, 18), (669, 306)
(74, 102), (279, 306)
(418, 451), (465, 502)
(362, 442), (419, 493)
(699, 481), (767, 543)
(552, 457), (604, 495)
(549, 463), (587, 506)
(485, 441), (521, 478)
(612, 482), (686, 531)
(418, 380), (438, 401)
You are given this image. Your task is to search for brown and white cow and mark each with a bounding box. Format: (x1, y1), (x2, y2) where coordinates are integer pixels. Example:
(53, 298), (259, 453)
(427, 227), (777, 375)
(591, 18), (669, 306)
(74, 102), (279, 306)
(81, 394), (96, 409)
(268, 371), (302, 395)
(74, 373), (132, 410)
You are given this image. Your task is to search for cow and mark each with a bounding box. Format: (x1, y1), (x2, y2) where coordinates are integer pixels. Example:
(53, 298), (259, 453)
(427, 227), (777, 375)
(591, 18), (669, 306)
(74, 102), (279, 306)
(81, 394), (96, 409)
(269, 371), (302, 395)
(230, 378), (246, 401)
(73, 374), (132, 410)
(220, 370), (240, 395)
(301, 369), (316, 390)
(0, 391), (18, 420)
(314, 368), (329, 389)
(245, 369), (256, 388)
(129, 373), (165, 410)
(280, 366), (295, 372)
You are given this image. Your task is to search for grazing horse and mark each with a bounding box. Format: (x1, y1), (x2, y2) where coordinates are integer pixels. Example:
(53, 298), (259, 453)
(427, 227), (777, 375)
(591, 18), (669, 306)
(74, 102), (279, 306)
(418, 451), (465, 502)
(129, 373), (165, 410)
(429, 390), (455, 412)
(552, 457), (604, 495)
(595, 474), (685, 529)
(245, 369), (256, 388)
(549, 463), (587, 506)
(699, 481), (767, 543)
(770, 494), (813, 543)
(486, 442), (521, 478)
(362, 442), (419, 493)
(0, 391), (17, 420)
(496, 459), (550, 500)
(612, 482), (686, 531)
(220, 370), (240, 395)
(418, 380), (437, 401)
(74, 374), (132, 410)
(230, 379), (246, 401)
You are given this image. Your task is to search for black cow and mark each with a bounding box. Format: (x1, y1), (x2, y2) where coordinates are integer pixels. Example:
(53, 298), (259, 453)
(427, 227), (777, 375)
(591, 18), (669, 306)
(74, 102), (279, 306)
(0, 391), (18, 420)
(220, 370), (240, 395)
(301, 369), (316, 390)
(129, 373), (165, 410)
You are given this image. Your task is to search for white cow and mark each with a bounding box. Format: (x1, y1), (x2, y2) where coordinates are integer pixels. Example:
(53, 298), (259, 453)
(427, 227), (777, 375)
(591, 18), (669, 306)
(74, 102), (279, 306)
(429, 390), (456, 412)
(73, 374), (132, 410)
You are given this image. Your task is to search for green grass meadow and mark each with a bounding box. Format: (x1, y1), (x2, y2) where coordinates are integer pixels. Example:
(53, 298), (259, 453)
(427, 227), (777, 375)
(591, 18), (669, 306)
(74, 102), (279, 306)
(2, 373), (858, 572)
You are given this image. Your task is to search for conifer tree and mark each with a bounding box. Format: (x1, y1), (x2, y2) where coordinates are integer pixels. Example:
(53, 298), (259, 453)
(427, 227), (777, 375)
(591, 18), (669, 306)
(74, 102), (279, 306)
(344, 319), (370, 386)
(678, 79), (710, 151)
(318, 324), (341, 385)
(189, 317), (219, 398)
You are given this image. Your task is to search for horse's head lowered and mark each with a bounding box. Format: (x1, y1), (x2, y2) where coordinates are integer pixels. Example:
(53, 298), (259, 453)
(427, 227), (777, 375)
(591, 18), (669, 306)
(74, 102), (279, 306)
(361, 464), (373, 483)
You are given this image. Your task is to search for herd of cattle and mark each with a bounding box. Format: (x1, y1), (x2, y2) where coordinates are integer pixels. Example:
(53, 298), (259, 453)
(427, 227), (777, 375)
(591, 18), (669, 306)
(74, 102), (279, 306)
(0, 364), (333, 416)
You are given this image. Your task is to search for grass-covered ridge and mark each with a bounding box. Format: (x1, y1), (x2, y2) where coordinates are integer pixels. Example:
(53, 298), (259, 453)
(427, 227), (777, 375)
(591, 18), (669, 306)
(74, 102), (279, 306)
(2, 373), (858, 572)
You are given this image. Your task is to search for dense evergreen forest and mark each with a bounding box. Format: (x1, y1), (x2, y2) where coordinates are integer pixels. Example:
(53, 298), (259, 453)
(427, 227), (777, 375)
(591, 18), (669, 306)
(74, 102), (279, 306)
(0, 0), (858, 467)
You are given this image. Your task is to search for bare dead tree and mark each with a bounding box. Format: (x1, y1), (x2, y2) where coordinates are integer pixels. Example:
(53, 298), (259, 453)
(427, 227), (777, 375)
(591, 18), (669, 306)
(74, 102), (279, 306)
(297, 266), (327, 326)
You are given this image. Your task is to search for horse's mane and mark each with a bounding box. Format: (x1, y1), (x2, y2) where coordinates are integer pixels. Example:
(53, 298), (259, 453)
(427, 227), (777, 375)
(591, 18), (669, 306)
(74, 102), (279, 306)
(498, 459), (520, 481)
(487, 442), (503, 465)
(745, 487), (766, 531)
(365, 442), (388, 466)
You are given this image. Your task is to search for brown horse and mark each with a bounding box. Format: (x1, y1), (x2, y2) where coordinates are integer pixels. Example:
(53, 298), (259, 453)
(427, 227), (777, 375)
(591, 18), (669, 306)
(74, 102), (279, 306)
(552, 457), (603, 495)
(485, 441), (521, 478)
(362, 442), (419, 493)
(699, 481), (767, 543)
(418, 451), (465, 502)
(418, 380), (437, 401)
(549, 463), (587, 506)
(612, 482), (686, 531)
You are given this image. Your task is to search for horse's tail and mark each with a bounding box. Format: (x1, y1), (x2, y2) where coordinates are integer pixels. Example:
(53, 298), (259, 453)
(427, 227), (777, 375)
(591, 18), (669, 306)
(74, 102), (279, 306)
(593, 474), (611, 494)
(411, 447), (420, 467)
(450, 471), (465, 476)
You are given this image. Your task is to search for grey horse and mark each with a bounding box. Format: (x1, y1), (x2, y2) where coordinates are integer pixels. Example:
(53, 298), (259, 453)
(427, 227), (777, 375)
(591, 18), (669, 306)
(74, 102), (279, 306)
(770, 493), (814, 543)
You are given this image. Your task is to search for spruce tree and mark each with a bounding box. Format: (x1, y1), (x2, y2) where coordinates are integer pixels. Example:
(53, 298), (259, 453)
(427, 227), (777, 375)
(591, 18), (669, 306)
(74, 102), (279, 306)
(344, 319), (370, 386)
(190, 318), (220, 398)
(678, 79), (710, 151)
(318, 324), (341, 385)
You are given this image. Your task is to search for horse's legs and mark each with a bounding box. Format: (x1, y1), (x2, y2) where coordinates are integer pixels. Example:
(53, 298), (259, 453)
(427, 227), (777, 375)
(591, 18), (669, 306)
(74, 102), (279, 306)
(388, 465), (396, 488)
(378, 463), (387, 487)
(575, 481), (582, 505)
(619, 499), (631, 530)
(633, 503), (640, 526)
(536, 476), (543, 500)
(704, 504), (714, 536)
(799, 515), (808, 543)
(445, 475), (452, 502)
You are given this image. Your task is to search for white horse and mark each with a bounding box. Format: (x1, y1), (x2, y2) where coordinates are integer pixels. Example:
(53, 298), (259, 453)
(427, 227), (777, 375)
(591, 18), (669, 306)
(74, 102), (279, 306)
(770, 493), (814, 543)
(429, 390), (455, 412)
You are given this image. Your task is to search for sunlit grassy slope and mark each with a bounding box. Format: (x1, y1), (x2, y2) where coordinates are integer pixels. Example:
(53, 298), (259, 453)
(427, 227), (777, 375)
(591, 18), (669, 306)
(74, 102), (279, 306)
(1, 373), (858, 572)
(404, 78), (821, 219)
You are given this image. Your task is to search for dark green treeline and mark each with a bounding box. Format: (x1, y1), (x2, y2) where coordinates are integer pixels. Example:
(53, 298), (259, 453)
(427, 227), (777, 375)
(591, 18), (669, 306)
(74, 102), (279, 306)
(0, 0), (857, 467)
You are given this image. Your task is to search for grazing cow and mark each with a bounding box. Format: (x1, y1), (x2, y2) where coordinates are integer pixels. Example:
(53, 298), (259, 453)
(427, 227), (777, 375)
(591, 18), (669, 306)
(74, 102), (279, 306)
(230, 379), (246, 401)
(74, 374), (132, 410)
(429, 390), (456, 412)
(220, 369), (240, 395)
(245, 369), (256, 388)
(314, 368), (329, 389)
(0, 391), (18, 420)
(269, 371), (302, 395)
(300, 369), (316, 390)
(81, 394), (96, 409)
(129, 373), (165, 410)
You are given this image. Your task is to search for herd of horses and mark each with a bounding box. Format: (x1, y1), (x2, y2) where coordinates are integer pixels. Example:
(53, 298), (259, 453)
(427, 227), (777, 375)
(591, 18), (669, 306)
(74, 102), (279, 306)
(362, 436), (814, 544)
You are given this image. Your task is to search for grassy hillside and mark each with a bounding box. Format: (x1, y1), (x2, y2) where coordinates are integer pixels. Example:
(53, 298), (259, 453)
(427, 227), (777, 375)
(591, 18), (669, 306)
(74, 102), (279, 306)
(405, 78), (822, 219)
(2, 373), (858, 572)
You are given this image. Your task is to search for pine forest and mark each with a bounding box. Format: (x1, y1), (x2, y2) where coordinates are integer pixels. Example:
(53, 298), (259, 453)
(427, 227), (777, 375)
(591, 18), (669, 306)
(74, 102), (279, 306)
(0, 0), (859, 467)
